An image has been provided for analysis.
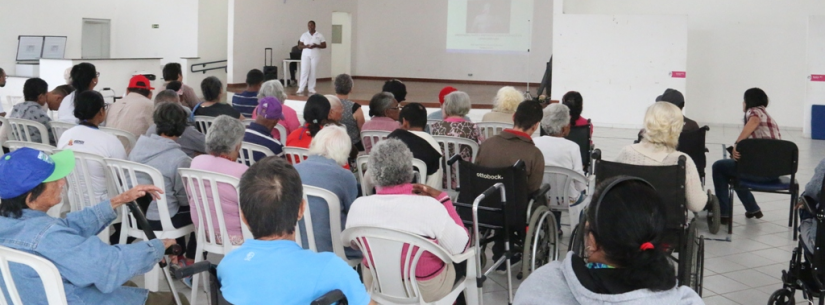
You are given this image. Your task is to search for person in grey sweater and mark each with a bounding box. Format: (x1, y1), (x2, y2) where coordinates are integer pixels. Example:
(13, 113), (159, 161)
(798, 158), (825, 254)
(146, 89), (206, 157)
(515, 177), (704, 305)
(128, 102), (196, 263)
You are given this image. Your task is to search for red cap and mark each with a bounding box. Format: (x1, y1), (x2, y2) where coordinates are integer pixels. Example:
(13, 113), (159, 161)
(439, 86), (458, 105)
(128, 75), (155, 90)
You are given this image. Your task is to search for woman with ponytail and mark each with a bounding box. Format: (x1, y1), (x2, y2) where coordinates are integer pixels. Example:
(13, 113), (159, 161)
(515, 177), (703, 305)
(57, 62), (98, 123)
(286, 94), (331, 149)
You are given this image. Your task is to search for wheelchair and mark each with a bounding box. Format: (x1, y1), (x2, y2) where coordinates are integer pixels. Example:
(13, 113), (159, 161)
(569, 149), (705, 296)
(448, 155), (552, 304)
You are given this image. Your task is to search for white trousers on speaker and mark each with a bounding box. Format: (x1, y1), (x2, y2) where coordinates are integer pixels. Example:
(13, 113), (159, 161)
(298, 52), (319, 93)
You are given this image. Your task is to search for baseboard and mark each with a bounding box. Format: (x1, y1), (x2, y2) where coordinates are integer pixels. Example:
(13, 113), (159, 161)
(352, 75), (540, 87)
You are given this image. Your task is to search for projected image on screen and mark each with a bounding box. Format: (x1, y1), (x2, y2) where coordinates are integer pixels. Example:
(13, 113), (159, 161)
(466, 0), (511, 34)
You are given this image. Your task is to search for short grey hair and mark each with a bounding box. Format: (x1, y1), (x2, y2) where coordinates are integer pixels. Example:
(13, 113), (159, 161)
(154, 89), (179, 105)
(368, 139), (414, 187)
(443, 91), (471, 117)
(258, 80), (288, 104)
(325, 94), (343, 111)
(308, 125), (351, 166)
(334, 74), (353, 95)
(368, 92), (396, 117)
(541, 104), (571, 136)
(205, 115), (246, 156)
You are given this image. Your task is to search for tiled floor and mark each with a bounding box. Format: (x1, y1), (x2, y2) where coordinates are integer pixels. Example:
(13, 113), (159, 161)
(135, 125), (825, 305)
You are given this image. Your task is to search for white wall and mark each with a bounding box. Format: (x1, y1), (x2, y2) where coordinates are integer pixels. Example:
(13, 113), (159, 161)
(563, 0), (825, 130)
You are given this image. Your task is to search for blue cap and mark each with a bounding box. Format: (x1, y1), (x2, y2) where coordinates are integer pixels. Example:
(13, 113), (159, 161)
(0, 148), (75, 199)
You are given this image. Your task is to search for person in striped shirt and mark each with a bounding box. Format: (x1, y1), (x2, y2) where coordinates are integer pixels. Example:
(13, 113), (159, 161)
(232, 69), (264, 118)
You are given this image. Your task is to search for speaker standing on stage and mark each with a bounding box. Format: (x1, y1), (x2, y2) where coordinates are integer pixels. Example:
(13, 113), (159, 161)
(298, 20), (326, 95)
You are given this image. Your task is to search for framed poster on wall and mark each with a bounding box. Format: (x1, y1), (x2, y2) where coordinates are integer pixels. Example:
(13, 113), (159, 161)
(17, 35), (44, 61)
(42, 36), (67, 59)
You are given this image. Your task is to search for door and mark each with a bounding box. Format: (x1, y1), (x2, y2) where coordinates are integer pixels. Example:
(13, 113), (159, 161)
(82, 18), (111, 59)
(331, 12), (352, 76)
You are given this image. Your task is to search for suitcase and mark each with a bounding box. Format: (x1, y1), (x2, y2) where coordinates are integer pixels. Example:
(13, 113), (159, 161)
(263, 48), (278, 82)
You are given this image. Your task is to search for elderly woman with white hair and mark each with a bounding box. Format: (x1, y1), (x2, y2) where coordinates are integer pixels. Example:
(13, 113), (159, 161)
(361, 92), (402, 153)
(189, 115), (249, 247)
(346, 139), (469, 303)
(294, 125), (359, 257)
(253, 80), (301, 140)
(324, 94), (344, 123)
(430, 91), (484, 188)
(482, 86), (523, 124)
(615, 102), (706, 212)
(535, 104), (587, 200)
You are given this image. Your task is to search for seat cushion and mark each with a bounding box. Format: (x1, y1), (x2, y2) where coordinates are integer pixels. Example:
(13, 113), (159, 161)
(739, 176), (797, 191)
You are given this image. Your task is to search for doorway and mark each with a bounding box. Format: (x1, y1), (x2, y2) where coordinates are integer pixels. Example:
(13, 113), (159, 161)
(82, 18), (111, 59)
(331, 12), (352, 77)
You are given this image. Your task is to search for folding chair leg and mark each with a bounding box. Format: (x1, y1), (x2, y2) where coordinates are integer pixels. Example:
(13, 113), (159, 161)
(792, 194), (798, 241)
(789, 198), (794, 227)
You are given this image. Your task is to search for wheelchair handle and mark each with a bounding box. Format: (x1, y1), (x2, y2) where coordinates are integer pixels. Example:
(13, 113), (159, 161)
(447, 154), (462, 166)
(311, 289), (348, 305)
(174, 261), (212, 279)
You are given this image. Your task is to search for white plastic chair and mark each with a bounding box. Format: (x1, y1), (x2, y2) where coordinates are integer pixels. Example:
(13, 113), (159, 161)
(360, 130), (391, 153)
(432, 135), (480, 199)
(356, 155), (374, 196)
(49, 121), (76, 143)
(342, 227), (479, 305)
(274, 124), (288, 144)
(63, 150), (119, 243)
(104, 158), (194, 291)
(6, 117), (49, 144)
(0, 245), (68, 305)
(99, 126), (137, 152)
(303, 185), (359, 267)
(238, 142), (275, 166)
(476, 122), (510, 140)
(178, 168), (248, 305)
(284, 147), (310, 165)
(544, 166), (590, 230)
(5, 141), (56, 153)
(193, 116), (216, 135)
(411, 158), (428, 185)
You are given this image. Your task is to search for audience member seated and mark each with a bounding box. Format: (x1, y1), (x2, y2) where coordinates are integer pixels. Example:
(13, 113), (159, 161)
(193, 76), (243, 122)
(164, 81), (192, 112)
(128, 102), (195, 267)
(232, 69), (264, 118)
(10, 78), (57, 145)
(146, 90), (206, 157)
(243, 96), (285, 160)
(712, 88), (782, 223)
(294, 125), (359, 257)
(361, 92), (401, 153)
(562, 91), (593, 137)
(46, 84), (74, 114)
(382, 79), (407, 103)
(427, 86), (459, 121)
(57, 62), (98, 123)
(657, 88), (699, 132)
(254, 80), (300, 140)
(431, 91), (485, 188)
(482, 86), (523, 124)
(162, 63), (199, 109)
(799, 157), (825, 255)
(476, 100), (545, 271)
(105, 75), (155, 140)
(0, 148), (183, 304)
(287, 94), (331, 149)
(514, 178), (702, 304)
(57, 91), (127, 203)
(615, 102), (706, 213)
(325, 94), (344, 123)
(346, 139), (469, 302)
(190, 115), (249, 246)
(334, 74), (366, 153)
(218, 157), (374, 305)
(388, 102), (443, 189)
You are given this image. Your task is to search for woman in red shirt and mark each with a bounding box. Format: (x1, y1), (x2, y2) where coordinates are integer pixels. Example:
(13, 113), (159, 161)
(287, 94), (331, 148)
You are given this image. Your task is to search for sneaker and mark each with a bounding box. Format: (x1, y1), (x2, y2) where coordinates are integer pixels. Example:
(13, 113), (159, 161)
(182, 276), (192, 289)
(745, 211), (764, 219)
(495, 254), (521, 275)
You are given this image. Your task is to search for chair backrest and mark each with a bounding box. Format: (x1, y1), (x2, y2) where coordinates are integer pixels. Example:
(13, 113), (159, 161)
(476, 122), (510, 140)
(543, 166), (588, 208)
(283, 147), (310, 165)
(179, 168), (245, 255)
(0, 245), (68, 305)
(104, 158), (176, 231)
(356, 155), (374, 196)
(564, 120), (592, 172)
(341, 227), (457, 304)
(4, 141), (56, 153)
(301, 186), (344, 256)
(49, 121), (76, 143)
(676, 126), (709, 178)
(6, 118), (49, 144)
(237, 142), (274, 167)
(99, 126), (137, 152)
(735, 139), (798, 178)
(455, 158), (529, 229)
(432, 135), (480, 196)
(361, 130), (391, 153)
(194, 116), (216, 134)
(63, 150), (113, 213)
(274, 124), (288, 144)
(411, 158), (428, 185)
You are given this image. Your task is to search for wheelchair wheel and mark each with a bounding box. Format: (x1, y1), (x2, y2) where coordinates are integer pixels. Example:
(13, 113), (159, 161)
(768, 288), (795, 305)
(569, 214), (586, 256)
(707, 190), (721, 235)
(680, 220), (703, 294)
(521, 206), (558, 279)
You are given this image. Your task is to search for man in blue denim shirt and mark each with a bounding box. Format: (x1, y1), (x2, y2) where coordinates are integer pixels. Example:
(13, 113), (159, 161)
(0, 148), (182, 304)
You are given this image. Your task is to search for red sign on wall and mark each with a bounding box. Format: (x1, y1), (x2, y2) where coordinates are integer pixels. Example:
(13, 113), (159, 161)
(671, 71), (686, 78)
(812, 74), (825, 82)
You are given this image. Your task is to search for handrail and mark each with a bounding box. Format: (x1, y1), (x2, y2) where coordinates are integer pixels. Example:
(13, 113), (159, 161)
(191, 60), (227, 74)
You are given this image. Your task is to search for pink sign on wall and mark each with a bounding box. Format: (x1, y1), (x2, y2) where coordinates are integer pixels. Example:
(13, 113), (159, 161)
(671, 71), (686, 78)
(812, 74), (825, 82)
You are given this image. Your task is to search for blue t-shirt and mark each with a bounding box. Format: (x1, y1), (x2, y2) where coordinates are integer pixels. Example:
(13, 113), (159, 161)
(232, 91), (259, 118)
(243, 122), (285, 163)
(218, 240), (371, 305)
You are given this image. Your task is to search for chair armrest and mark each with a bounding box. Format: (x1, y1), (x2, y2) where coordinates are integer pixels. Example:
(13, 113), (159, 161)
(450, 248), (477, 264)
(531, 183), (551, 203)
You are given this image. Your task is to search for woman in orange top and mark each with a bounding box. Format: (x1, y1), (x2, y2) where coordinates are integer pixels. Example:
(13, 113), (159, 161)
(287, 94), (331, 148)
